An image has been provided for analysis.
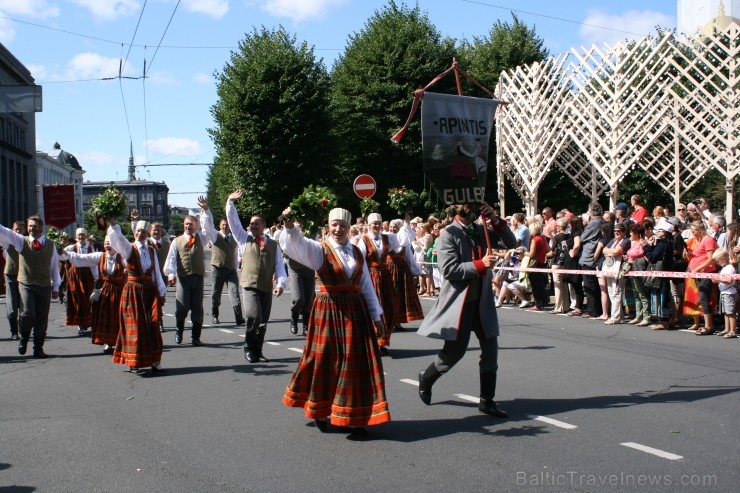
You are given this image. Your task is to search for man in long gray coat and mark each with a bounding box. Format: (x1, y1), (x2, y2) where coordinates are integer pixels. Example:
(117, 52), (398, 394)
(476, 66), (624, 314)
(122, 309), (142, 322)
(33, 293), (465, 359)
(417, 202), (516, 417)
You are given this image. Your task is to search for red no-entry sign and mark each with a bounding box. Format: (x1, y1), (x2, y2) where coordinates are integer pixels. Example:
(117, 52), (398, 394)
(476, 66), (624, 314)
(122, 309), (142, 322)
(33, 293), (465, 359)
(353, 174), (377, 199)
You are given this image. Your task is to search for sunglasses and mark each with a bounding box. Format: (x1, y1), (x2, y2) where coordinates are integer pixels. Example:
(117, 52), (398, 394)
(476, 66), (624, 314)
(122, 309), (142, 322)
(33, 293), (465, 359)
(677, 208), (686, 211)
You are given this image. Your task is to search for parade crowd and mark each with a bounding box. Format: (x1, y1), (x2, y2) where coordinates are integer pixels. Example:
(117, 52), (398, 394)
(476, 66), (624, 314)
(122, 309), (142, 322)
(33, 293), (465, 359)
(0, 192), (735, 435)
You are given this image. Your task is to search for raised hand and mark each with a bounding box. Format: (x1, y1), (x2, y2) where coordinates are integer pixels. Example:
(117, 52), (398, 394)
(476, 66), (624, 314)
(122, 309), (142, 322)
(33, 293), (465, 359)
(130, 208), (139, 221)
(227, 189), (243, 202)
(197, 196), (208, 210)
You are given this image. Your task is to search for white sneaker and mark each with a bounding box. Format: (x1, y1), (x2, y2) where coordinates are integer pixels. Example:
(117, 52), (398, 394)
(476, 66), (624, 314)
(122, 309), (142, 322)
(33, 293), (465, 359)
(519, 300), (530, 308)
(495, 302), (502, 308)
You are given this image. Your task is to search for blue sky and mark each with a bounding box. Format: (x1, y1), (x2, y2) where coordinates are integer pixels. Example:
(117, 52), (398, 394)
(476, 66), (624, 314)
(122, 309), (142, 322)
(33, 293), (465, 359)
(1, 0), (678, 208)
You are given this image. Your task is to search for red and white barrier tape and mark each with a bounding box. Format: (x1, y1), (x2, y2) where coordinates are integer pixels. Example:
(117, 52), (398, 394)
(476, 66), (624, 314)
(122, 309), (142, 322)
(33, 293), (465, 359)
(418, 262), (738, 281)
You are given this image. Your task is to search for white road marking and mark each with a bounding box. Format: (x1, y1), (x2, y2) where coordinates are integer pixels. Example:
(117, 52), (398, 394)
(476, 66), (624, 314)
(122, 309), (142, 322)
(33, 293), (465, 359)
(454, 393), (479, 403)
(220, 329), (234, 334)
(527, 414), (578, 429)
(400, 379), (419, 386)
(265, 341), (280, 346)
(621, 442), (683, 460)
(288, 348), (303, 353)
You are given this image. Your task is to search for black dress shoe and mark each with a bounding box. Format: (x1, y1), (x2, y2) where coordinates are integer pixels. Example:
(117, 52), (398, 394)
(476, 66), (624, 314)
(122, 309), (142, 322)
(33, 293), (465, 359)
(102, 345), (114, 355)
(244, 347), (258, 363)
(379, 346), (390, 356)
(478, 400), (509, 418)
(33, 349), (49, 359)
(192, 338), (204, 346)
(212, 317), (219, 324)
(290, 322), (298, 335)
(11, 333), (20, 341)
(314, 419), (328, 433)
(18, 339), (28, 355)
(77, 328), (87, 337)
(418, 370), (432, 405)
(175, 331), (183, 344)
(151, 363), (168, 374)
(235, 317), (246, 326)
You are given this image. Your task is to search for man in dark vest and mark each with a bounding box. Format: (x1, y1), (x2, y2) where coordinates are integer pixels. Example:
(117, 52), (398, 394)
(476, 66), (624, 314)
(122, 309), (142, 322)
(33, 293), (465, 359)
(163, 198), (209, 346)
(2, 221), (25, 340)
(200, 202), (245, 326)
(0, 216), (62, 358)
(226, 189), (287, 363)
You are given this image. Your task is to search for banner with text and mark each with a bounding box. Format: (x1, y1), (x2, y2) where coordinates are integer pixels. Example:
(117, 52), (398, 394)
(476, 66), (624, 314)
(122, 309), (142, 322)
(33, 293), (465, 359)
(43, 184), (76, 229)
(421, 92), (498, 205)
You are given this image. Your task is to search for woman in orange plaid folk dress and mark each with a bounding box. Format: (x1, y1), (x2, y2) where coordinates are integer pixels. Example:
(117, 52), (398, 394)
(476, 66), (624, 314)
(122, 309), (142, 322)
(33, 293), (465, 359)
(106, 218), (168, 375)
(279, 207), (390, 435)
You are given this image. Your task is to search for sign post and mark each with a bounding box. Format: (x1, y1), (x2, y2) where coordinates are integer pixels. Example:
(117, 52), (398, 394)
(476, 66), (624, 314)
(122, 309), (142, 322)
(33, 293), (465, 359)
(353, 174), (377, 199)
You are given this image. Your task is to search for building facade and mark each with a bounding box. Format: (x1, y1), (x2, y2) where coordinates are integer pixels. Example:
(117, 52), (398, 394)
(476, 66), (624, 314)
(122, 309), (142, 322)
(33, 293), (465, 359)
(36, 143), (86, 236)
(0, 42), (39, 226)
(82, 151), (170, 231)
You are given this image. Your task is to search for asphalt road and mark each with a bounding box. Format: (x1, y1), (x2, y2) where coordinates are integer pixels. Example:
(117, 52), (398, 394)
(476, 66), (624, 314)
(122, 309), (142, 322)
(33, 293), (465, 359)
(1, 262), (738, 492)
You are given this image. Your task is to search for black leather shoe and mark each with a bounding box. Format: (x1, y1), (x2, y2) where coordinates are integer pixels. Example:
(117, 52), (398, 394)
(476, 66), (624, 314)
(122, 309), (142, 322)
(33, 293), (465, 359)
(18, 339), (28, 355)
(418, 370), (432, 405)
(235, 317), (246, 326)
(102, 345), (114, 355)
(11, 333), (20, 341)
(379, 346), (390, 356)
(478, 400), (509, 418)
(314, 419), (328, 433)
(33, 349), (49, 359)
(192, 338), (204, 347)
(175, 331), (183, 345)
(77, 328), (87, 337)
(290, 322), (298, 335)
(244, 347), (258, 363)
(151, 363), (168, 374)
(212, 317), (219, 325)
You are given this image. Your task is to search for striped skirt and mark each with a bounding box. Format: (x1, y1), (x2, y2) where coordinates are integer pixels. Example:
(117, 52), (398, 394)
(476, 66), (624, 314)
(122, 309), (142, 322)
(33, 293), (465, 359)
(112, 280), (162, 368)
(65, 266), (94, 327)
(282, 291), (391, 427)
(369, 264), (399, 347)
(91, 280), (123, 346)
(386, 253), (423, 324)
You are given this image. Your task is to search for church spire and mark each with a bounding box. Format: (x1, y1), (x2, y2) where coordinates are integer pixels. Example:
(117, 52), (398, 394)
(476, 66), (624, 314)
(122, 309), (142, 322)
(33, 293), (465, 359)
(128, 141), (136, 181)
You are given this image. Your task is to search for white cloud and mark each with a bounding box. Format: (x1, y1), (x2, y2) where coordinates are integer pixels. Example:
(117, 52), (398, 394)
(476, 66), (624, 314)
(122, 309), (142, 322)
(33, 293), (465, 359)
(65, 52), (138, 80)
(579, 10), (676, 49)
(147, 70), (180, 86)
(193, 71), (213, 86)
(0, 14), (15, 43)
(259, 0), (348, 23)
(183, 0), (228, 19)
(0, 0), (59, 18)
(145, 137), (202, 157)
(75, 150), (120, 167)
(69, 0), (140, 21)
(26, 63), (50, 80)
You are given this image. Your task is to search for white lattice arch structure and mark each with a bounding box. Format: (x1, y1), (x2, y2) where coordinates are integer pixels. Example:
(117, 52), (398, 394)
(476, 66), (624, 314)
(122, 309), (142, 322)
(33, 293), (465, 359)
(496, 22), (738, 218)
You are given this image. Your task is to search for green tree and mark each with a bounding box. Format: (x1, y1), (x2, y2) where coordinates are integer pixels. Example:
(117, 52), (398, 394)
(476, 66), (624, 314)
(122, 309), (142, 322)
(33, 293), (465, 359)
(459, 13), (549, 93)
(207, 26), (333, 221)
(330, 1), (457, 217)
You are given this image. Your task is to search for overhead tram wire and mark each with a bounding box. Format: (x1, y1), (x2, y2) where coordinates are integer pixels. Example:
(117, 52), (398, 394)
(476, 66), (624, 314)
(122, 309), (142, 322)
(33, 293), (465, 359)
(459, 0), (649, 38)
(122, 0), (149, 75)
(145, 0), (181, 77)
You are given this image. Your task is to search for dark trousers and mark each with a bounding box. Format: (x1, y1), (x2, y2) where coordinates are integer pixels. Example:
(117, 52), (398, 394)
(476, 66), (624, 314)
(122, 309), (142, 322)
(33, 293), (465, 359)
(18, 283), (52, 349)
(434, 301), (499, 375)
(175, 274), (204, 326)
(288, 264), (315, 325)
(530, 264), (548, 308)
(5, 273), (21, 321)
(581, 265), (601, 316)
(210, 266), (240, 317)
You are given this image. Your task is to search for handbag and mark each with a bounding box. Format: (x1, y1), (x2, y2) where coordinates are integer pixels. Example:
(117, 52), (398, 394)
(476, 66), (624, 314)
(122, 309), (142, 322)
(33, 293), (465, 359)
(601, 255), (622, 276)
(643, 261), (663, 289)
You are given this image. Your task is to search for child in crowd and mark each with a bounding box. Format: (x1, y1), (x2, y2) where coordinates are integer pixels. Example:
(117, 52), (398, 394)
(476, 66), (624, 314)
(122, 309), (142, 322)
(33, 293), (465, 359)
(713, 248), (737, 339)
